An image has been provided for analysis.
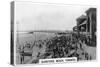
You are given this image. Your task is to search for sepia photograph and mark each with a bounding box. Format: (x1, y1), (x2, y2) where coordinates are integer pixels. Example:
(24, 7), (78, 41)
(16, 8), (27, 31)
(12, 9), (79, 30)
(14, 2), (96, 64)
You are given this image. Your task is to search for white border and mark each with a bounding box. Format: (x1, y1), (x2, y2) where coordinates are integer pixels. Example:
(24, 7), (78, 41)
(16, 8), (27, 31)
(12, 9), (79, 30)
(13, 1), (97, 66)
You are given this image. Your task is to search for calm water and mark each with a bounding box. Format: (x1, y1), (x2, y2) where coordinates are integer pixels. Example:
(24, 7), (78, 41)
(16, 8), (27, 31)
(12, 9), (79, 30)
(17, 32), (56, 46)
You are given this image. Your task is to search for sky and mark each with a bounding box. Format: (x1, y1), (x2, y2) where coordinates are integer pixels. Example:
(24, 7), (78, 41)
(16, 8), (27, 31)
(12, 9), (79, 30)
(15, 2), (92, 32)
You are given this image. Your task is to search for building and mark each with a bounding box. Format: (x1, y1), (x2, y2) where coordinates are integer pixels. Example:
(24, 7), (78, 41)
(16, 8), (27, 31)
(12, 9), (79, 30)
(73, 8), (96, 42)
(85, 8), (96, 42)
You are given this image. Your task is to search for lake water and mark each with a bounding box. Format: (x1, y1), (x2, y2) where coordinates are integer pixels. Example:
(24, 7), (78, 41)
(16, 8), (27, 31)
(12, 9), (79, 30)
(17, 32), (56, 46)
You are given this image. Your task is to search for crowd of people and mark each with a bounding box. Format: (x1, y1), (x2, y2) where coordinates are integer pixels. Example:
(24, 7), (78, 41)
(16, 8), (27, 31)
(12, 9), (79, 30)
(45, 33), (95, 60)
(18, 32), (96, 64)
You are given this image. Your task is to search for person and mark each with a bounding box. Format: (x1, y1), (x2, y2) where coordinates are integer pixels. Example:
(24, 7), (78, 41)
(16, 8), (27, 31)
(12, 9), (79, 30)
(20, 46), (25, 64)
